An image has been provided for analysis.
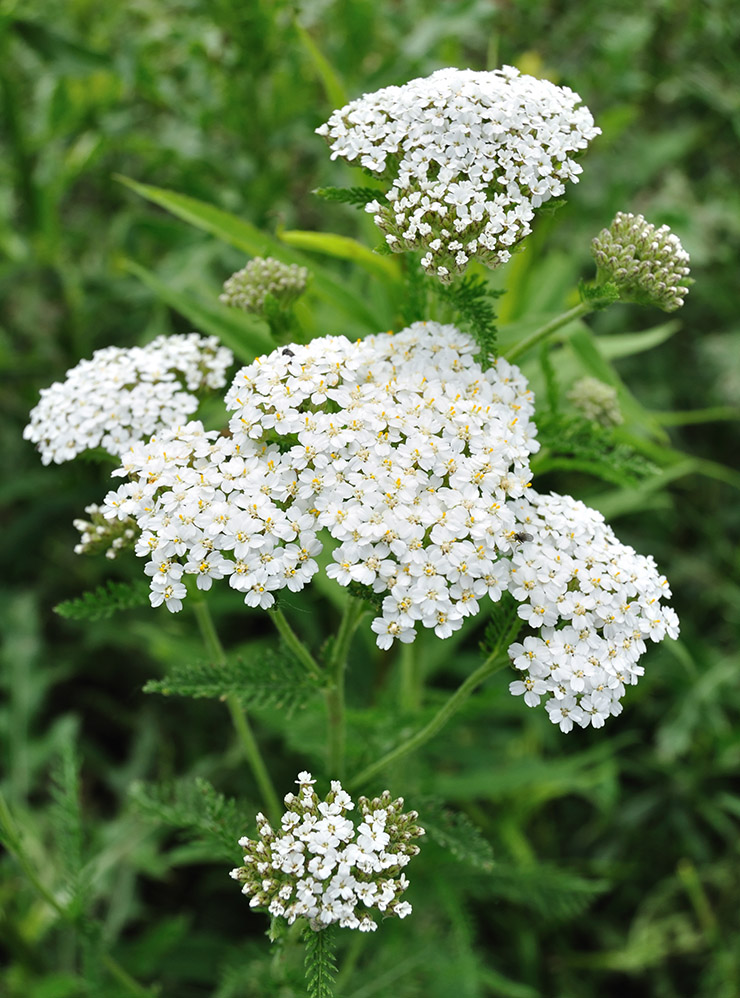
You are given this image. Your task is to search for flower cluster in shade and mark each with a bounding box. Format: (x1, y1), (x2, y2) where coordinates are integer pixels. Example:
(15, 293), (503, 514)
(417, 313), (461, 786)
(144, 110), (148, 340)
(591, 212), (691, 312)
(567, 376), (622, 427)
(101, 320), (540, 630)
(24, 334), (234, 465)
(506, 491), (679, 731)
(316, 66), (600, 281)
(229, 772), (424, 931)
(220, 257), (309, 313)
(73, 503), (136, 560)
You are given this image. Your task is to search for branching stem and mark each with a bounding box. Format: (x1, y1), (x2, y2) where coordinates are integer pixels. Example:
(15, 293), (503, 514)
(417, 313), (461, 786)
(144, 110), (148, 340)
(269, 607), (321, 677)
(349, 651), (509, 788)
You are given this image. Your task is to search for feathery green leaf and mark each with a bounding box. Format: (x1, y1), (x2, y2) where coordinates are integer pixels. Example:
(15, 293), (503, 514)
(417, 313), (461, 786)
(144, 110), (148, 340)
(54, 580), (150, 622)
(143, 648), (321, 714)
(418, 799), (494, 871)
(304, 924), (337, 998)
(433, 275), (503, 365)
(313, 185), (387, 206)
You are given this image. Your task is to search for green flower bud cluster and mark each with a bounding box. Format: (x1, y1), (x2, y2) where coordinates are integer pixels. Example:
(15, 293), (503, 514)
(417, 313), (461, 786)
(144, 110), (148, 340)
(220, 257), (309, 314)
(591, 212), (690, 312)
(567, 377), (623, 427)
(73, 503), (137, 559)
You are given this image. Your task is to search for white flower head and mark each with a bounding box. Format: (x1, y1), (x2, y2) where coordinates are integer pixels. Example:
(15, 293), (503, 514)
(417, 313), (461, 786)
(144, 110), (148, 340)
(317, 67), (600, 280)
(24, 333), (233, 465)
(231, 775), (424, 932)
(506, 490), (679, 731)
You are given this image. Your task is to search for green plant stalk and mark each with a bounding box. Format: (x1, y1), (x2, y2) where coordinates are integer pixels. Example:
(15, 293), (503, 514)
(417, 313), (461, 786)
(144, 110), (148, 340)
(268, 607), (321, 676)
(325, 598), (365, 780)
(505, 302), (592, 361)
(0, 792), (155, 997)
(191, 599), (281, 823)
(399, 641), (421, 713)
(349, 651), (510, 788)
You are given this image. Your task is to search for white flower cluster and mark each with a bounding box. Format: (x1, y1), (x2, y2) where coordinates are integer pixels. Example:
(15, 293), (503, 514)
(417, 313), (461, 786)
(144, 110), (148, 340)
(317, 66), (600, 281)
(229, 772), (424, 931)
(73, 503), (137, 560)
(507, 491), (679, 731)
(591, 212), (691, 312)
(99, 322), (678, 730)
(220, 256), (309, 313)
(567, 376), (622, 427)
(24, 334), (234, 465)
(102, 321), (540, 639)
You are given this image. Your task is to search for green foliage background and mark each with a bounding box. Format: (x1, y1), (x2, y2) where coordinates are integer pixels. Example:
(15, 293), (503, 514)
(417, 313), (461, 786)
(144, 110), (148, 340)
(2, 1), (740, 995)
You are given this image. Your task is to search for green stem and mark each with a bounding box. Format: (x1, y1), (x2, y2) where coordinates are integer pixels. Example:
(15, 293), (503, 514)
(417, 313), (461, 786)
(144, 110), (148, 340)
(349, 652), (509, 789)
(399, 641), (421, 713)
(101, 955), (158, 998)
(191, 600), (281, 823)
(505, 302), (592, 362)
(325, 598), (365, 780)
(268, 607), (321, 677)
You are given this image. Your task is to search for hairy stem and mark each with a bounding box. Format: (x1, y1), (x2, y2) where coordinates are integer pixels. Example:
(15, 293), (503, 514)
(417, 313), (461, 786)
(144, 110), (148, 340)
(325, 598), (365, 780)
(505, 301), (592, 362)
(268, 606), (321, 677)
(192, 599), (281, 823)
(349, 652), (509, 788)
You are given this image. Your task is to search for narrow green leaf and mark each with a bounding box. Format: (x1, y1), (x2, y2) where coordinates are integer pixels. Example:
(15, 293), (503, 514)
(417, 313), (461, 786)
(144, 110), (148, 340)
(278, 229), (400, 280)
(54, 580), (150, 622)
(295, 23), (348, 108)
(116, 177), (379, 330)
(597, 320), (681, 359)
(123, 260), (274, 362)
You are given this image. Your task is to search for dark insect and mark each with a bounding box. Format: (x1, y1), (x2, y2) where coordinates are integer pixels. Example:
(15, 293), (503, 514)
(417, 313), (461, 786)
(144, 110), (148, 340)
(282, 347), (295, 357)
(513, 530), (533, 543)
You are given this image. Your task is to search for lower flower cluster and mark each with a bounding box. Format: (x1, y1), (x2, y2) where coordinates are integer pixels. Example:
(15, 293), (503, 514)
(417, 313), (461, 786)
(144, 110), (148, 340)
(229, 773), (424, 931)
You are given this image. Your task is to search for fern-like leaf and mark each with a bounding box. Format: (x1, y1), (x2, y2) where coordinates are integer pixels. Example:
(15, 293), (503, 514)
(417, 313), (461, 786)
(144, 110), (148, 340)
(304, 924), (337, 998)
(54, 580), (150, 621)
(488, 863), (608, 922)
(143, 648), (320, 714)
(417, 798), (494, 871)
(433, 275), (503, 365)
(129, 777), (248, 858)
(313, 185), (386, 206)
(480, 592), (522, 658)
(534, 412), (657, 486)
(50, 737), (90, 917)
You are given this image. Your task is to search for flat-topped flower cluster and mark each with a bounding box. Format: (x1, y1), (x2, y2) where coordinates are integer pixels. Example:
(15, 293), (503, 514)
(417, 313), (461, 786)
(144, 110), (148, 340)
(95, 322), (679, 728)
(101, 321), (540, 634)
(24, 333), (233, 465)
(317, 66), (600, 280)
(507, 491), (679, 731)
(229, 772), (424, 931)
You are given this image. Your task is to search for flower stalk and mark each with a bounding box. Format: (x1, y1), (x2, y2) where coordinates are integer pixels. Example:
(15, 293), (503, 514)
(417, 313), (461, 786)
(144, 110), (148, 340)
(191, 598), (281, 824)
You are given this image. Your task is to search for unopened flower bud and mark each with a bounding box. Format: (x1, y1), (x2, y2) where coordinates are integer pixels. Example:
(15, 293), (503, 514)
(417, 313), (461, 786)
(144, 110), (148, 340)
(220, 257), (308, 314)
(591, 212), (690, 311)
(567, 377), (623, 427)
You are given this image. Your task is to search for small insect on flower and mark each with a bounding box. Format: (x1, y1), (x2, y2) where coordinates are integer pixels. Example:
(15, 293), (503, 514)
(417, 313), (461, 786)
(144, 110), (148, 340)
(513, 531), (533, 543)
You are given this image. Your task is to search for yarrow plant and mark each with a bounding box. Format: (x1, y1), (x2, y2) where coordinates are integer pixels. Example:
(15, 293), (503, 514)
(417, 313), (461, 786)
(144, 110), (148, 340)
(21, 62), (699, 996)
(230, 772), (424, 932)
(317, 66), (600, 280)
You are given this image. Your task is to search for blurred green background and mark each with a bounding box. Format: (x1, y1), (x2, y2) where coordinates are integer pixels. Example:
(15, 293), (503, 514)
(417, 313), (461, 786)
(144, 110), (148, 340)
(2, 1), (740, 996)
